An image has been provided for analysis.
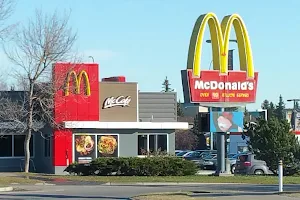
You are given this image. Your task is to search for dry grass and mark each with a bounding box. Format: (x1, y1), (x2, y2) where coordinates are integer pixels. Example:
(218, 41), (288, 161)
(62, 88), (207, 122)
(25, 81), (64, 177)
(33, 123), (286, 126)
(0, 176), (42, 185)
(16, 173), (300, 184)
(8, 172), (300, 185)
(132, 192), (215, 200)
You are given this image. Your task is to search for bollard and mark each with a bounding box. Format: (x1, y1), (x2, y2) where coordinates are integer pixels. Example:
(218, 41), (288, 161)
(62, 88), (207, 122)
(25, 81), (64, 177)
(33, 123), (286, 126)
(225, 158), (231, 174)
(278, 160), (283, 193)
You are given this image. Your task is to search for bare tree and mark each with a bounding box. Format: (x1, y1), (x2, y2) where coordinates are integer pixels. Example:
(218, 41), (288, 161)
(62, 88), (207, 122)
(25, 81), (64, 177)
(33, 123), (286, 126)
(3, 9), (77, 173)
(0, 79), (8, 90)
(0, 0), (16, 41)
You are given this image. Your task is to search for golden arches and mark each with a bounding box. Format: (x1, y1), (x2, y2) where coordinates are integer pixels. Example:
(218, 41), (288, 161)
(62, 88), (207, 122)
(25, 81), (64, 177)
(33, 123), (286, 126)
(187, 12), (254, 78)
(64, 70), (91, 96)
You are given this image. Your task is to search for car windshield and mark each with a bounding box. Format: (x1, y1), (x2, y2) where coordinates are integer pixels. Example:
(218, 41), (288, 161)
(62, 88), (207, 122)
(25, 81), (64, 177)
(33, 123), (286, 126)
(203, 154), (216, 159)
(184, 151), (200, 157)
(176, 151), (189, 156)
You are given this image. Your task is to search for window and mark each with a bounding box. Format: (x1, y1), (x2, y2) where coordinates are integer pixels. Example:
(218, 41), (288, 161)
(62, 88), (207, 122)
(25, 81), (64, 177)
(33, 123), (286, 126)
(138, 135), (147, 155)
(14, 135), (34, 157)
(0, 135), (12, 157)
(0, 135), (34, 158)
(44, 135), (51, 157)
(157, 135), (167, 152)
(137, 134), (168, 155)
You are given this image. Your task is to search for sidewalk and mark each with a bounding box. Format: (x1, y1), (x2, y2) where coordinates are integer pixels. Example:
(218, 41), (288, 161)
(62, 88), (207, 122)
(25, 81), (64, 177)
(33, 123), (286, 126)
(191, 192), (300, 200)
(204, 195), (299, 200)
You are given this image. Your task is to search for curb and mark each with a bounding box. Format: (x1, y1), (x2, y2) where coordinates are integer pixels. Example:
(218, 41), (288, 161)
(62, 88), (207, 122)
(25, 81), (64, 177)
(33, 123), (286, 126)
(103, 182), (248, 186)
(0, 186), (13, 192)
(34, 182), (56, 186)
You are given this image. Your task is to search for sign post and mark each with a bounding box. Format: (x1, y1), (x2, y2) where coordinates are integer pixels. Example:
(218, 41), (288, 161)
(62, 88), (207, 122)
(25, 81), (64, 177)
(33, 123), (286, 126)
(216, 108), (226, 174)
(182, 12), (259, 176)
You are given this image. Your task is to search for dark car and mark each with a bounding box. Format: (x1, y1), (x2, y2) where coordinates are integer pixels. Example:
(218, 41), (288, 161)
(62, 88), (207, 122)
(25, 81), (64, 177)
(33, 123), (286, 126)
(198, 153), (217, 169)
(176, 150), (190, 157)
(234, 153), (272, 175)
(182, 151), (203, 161)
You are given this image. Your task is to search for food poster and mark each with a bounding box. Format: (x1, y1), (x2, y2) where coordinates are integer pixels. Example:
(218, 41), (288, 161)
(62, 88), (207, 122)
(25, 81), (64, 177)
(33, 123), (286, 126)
(97, 135), (118, 157)
(74, 134), (96, 164)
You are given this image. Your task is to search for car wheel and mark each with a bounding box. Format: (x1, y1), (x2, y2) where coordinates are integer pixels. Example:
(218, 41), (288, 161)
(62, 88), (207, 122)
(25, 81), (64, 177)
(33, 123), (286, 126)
(254, 169), (264, 175)
(231, 165), (236, 174)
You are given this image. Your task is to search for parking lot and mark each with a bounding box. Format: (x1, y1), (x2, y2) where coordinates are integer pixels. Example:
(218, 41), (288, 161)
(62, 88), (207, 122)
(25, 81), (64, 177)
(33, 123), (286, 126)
(176, 150), (273, 175)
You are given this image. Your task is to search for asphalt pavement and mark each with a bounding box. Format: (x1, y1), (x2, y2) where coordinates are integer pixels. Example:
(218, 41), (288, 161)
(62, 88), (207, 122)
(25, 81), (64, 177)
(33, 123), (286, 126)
(0, 183), (300, 200)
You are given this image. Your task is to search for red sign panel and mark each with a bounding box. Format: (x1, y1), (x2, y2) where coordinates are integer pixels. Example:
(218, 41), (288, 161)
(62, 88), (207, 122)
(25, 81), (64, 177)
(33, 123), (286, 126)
(53, 63), (99, 166)
(187, 70), (258, 103)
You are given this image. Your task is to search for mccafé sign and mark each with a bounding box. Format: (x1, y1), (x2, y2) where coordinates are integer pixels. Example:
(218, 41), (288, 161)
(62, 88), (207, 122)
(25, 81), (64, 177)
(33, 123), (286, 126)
(186, 12), (258, 103)
(99, 82), (138, 122)
(103, 96), (131, 109)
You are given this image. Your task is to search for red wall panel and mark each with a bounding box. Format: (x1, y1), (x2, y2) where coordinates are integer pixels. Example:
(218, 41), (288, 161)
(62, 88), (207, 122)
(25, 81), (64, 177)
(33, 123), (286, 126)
(53, 63), (99, 166)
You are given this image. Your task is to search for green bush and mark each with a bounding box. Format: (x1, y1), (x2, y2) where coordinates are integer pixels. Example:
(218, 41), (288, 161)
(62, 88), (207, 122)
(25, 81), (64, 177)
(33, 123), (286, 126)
(64, 157), (198, 176)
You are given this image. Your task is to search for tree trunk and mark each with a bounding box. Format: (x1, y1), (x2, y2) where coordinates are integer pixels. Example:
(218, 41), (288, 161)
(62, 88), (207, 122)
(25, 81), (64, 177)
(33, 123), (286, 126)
(24, 82), (34, 173)
(24, 130), (32, 173)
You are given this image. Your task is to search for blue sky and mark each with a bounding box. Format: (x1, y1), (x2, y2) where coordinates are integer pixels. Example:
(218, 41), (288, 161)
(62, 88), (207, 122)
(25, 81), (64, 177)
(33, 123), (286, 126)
(3, 0), (300, 110)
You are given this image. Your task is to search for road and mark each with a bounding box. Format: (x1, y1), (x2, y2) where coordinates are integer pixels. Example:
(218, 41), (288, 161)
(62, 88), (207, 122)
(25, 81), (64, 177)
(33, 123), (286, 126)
(0, 183), (300, 200)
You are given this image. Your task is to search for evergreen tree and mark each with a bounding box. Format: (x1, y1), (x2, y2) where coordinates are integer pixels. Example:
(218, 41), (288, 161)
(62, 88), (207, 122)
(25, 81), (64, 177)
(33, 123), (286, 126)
(177, 100), (184, 117)
(261, 99), (270, 109)
(275, 95), (285, 120)
(261, 99), (275, 120)
(161, 76), (174, 92)
(269, 102), (275, 119)
(244, 116), (300, 174)
(243, 106), (250, 123)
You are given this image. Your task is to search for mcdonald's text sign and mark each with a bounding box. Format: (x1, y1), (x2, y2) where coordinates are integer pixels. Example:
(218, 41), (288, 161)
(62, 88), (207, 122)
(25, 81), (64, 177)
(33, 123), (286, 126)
(186, 12), (258, 104)
(187, 70), (258, 103)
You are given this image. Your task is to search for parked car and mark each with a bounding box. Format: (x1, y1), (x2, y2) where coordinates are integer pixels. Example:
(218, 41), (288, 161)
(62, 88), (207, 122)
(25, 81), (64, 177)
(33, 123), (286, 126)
(198, 153), (217, 169)
(175, 150), (183, 155)
(182, 151), (203, 161)
(175, 150), (190, 157)
(200, 154), (236, 172)
(234, 153), (272, 175)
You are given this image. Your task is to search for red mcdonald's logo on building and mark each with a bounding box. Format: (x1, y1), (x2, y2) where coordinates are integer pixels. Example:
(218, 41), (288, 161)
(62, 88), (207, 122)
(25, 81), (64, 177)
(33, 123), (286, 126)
(64, 70), (91, 96)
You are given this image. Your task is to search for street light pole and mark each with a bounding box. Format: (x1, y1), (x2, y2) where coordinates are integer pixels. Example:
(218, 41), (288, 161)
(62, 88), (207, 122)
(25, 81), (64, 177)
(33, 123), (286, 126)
(287, 99), (300, 130)
(88, 56), (95, 63)
(287, 99), (300, 110)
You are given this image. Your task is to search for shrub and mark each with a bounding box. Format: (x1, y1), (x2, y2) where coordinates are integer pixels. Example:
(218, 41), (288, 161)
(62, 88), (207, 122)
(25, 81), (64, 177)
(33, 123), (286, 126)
(64, 156), (198, 176)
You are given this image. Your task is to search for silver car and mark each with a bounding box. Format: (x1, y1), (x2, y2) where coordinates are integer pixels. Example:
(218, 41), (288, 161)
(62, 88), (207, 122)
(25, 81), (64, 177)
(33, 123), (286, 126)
(234, 153), (272, 175)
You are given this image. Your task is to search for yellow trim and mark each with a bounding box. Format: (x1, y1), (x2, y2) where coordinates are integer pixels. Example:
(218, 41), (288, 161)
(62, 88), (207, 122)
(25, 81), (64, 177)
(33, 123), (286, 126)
(187, 12), (254, 78)
(64, 70), (91, 96)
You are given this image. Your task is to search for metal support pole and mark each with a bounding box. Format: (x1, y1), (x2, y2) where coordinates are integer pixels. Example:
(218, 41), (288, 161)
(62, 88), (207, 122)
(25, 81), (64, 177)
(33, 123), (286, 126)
(278, 160), (283, 192)
(210, 132), (214, 150)
(216, 108), (226, 175)
(225, 133), (231, 174)
(209, 107), (213, 150)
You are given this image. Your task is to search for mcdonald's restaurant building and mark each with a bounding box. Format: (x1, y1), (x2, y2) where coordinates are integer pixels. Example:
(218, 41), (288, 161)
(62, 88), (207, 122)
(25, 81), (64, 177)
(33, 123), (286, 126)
(0, 63), (188, 174)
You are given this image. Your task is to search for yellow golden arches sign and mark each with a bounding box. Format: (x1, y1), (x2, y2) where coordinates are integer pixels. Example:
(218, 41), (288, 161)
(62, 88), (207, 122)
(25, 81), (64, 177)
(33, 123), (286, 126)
(64, 70), (91, 96)
(187, 12), (254, 78)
